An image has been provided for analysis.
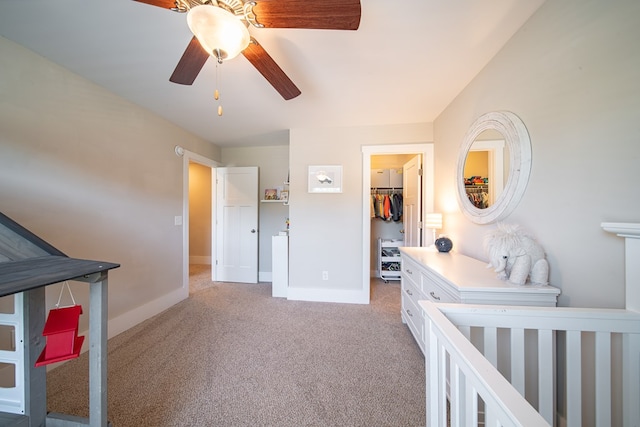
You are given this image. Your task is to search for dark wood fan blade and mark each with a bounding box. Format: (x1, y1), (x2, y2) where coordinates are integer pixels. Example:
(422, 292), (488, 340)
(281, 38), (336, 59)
(169, 36), (209, 85)
(242, 38), (301, 100)
(251, 0), (361, 30)
(133, 0), (177, 10)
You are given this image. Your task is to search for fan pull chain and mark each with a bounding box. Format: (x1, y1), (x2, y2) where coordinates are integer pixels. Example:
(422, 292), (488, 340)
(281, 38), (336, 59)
(215, 62), (223, 116)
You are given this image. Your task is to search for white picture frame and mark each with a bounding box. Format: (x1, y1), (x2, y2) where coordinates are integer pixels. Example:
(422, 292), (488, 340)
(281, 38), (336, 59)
(308, 165), (343, 193)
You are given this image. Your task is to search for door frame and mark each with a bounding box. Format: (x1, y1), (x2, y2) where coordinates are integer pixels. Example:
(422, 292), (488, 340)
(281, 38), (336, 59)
(180, 146), (220, 294)
(361, 143), (434, 301)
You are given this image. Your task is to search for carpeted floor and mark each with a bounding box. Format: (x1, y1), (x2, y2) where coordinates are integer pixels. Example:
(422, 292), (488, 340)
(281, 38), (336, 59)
(46, 268), (425, 426)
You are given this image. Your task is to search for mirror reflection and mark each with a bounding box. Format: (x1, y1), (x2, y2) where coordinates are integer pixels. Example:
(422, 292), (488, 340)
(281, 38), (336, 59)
(455, 110), (531, 225)
(462, 129), (509, 209)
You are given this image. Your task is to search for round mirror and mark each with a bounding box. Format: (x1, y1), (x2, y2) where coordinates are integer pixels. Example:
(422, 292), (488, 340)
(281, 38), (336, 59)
(456, 111), (531, 224)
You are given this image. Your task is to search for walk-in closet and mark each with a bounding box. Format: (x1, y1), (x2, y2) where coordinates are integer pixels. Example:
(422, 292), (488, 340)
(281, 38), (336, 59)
(370, 154), (414, 281)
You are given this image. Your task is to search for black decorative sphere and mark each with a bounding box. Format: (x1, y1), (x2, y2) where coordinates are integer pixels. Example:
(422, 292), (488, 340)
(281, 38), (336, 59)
(435, 236), (453, 253)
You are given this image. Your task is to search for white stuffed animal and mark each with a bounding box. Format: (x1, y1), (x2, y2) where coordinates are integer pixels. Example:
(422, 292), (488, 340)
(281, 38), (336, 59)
(484, 223), (549, 285)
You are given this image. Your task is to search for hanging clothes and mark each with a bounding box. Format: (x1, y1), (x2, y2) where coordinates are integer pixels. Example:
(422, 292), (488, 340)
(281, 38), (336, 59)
(466, 187), (489, 209)
(391, 193), (403, 222)
(383, 194), (391, 220)
(371, 189), (403, 222)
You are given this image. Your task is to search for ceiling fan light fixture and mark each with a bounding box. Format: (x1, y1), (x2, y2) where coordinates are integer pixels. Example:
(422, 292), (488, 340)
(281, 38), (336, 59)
(187, 5), (250, 62)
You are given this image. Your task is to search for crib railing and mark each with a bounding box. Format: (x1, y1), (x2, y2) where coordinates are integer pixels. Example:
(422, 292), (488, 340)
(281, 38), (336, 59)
(421, 300), (640, 427)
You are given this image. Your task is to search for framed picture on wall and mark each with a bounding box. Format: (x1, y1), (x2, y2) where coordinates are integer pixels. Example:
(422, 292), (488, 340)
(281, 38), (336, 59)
(308, 165), (343, 193)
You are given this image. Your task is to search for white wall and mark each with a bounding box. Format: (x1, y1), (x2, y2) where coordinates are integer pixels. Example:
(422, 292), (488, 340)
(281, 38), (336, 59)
(0, 36), (220, 336)
(289, 124), (433, 302)
(434, 0), (640, 308)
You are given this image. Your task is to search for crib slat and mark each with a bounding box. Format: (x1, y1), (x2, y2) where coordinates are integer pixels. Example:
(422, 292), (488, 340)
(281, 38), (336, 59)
(458, 325), (471, 340)
(538, 329), (555, 424)
(465, 379), (478, 426)
(510, 328), (525, 395)
(485, 405), (498, 427)
(595, 332), (612, 426)
(426, 322), (439, 427)
(439, 344), (448, 426)
(450, 358), (461, 426)
(623, 333), (640, 426)
(566, 331), (582, 427)
(484, 327), (498, 368)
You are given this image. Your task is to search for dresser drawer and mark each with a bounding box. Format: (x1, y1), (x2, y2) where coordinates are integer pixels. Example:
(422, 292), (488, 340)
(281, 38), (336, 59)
(401, 255), (422, 289)
(402, 279), (423, 303)
(421, 270), (457, 303)
(401, 289), (424, 353)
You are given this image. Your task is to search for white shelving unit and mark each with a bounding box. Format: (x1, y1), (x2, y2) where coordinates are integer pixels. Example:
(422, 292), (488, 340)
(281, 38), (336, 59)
(260, 181), (289, 205)
(272, 234), (288, 298)
(378, 238), (402, 282)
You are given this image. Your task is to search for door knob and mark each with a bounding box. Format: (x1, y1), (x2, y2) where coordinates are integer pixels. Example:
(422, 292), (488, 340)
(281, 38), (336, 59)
(251, 229), (256, 233)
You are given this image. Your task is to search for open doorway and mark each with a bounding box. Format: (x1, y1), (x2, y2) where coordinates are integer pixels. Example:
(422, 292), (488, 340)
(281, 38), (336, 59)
(188, 162), (213, 294)
(370, 154), (412, 281)
(361, 143), (434, 302)
(179, 148), (219, 296)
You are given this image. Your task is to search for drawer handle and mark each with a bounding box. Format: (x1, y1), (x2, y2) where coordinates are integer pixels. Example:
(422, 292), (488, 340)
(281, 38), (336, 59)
(406, 309), (413, 317)
(406, 269), (413, 275)
(405, 288), (413, 296)
(430, 291), (441, 301)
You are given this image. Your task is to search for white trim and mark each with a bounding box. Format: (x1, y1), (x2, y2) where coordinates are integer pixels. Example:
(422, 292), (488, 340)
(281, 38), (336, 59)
(259, 271), (272, 283)
(602, 222), (640, 314)
(103, 287), (187, 339)
(601, 222), (640, 238)
(361, 143), (435, 303)
(71, 286), (187, 359)
(287, 287), (369, 304)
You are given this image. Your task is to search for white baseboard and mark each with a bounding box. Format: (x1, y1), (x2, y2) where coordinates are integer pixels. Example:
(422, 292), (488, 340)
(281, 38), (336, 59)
(105, 286), (188, 339)
(189, 255), (211, 265)
(286, 287), (369, 304)
(259, 271), (272, 283)
(47, 285), (188, 371)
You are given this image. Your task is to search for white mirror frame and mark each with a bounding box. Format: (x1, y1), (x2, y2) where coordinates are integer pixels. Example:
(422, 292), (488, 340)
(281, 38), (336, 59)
(456, 111), (532, 224)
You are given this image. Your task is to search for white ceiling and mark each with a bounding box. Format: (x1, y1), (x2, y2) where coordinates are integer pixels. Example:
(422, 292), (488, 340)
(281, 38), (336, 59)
(0, 0), (545, 147)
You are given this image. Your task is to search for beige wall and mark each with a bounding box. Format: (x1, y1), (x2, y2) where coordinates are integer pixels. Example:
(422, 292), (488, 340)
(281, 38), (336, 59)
(289, 124), (433, 299)
(188, 163), (212, 263)
(0, 36), (219, 336)
(434, 0), (640, 308)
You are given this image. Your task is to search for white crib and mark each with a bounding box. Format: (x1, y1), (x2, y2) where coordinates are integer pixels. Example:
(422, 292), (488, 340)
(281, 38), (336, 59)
(420, 223), (640, 427)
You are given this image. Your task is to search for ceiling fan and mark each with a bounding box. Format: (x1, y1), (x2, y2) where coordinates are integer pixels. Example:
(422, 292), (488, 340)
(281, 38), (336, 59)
(134, 0), (362, 100)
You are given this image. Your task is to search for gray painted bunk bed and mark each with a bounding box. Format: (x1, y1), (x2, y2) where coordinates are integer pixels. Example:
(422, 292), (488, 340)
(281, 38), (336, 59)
(0, 211), (119, 426)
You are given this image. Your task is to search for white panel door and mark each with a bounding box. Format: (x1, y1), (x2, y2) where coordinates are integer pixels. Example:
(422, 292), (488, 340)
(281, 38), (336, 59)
(403, 155), (422, 247)
(215, 167), (258, 283)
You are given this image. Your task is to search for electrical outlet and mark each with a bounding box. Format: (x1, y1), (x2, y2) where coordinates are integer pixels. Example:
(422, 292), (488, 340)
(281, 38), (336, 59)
(322, 271), (329, 280)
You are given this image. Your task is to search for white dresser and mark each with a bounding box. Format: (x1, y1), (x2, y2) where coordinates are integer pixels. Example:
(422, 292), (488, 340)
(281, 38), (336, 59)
(399, 247), (560, 354)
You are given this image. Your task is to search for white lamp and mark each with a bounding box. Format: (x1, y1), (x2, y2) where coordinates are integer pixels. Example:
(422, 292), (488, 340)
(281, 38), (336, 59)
(187, 5), (251, 63)
(425, 213), (443, 244)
